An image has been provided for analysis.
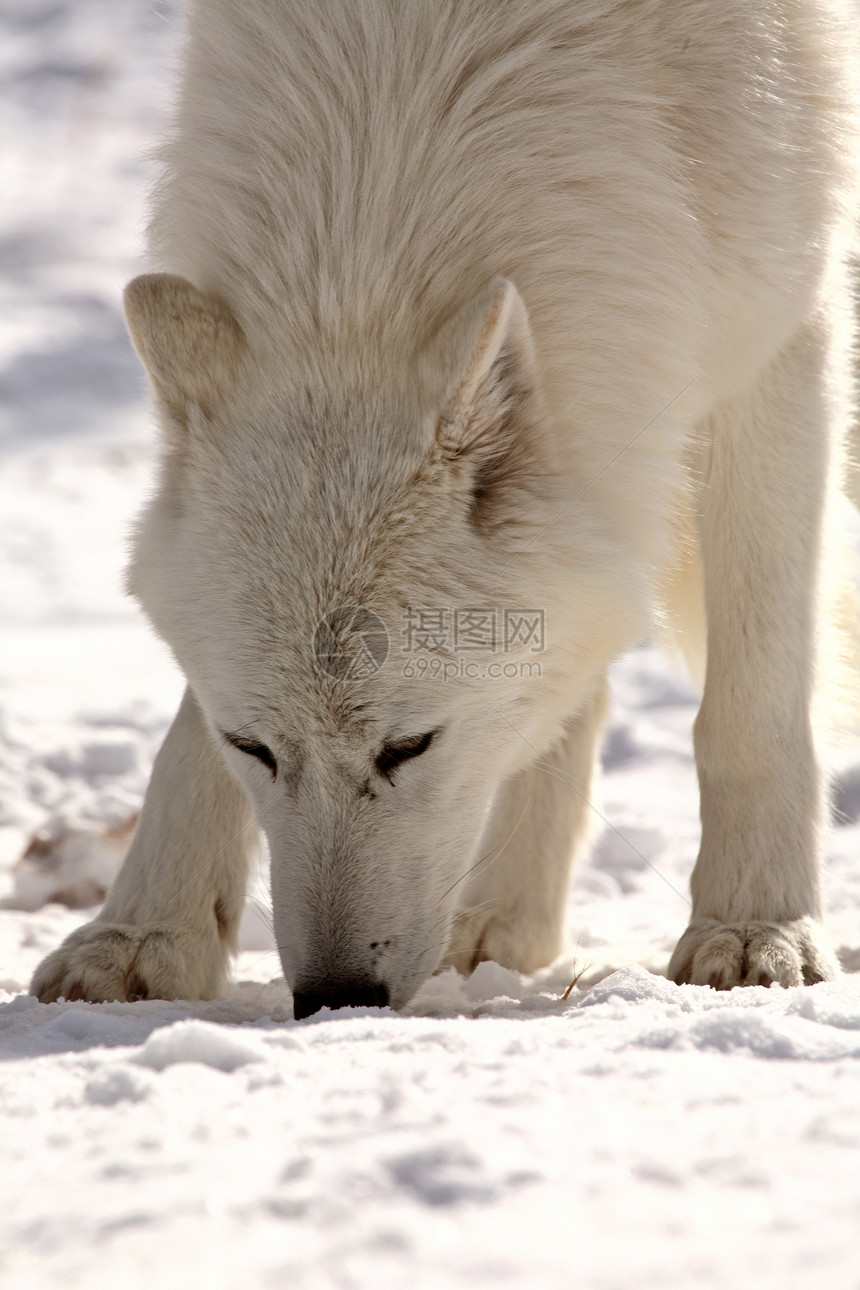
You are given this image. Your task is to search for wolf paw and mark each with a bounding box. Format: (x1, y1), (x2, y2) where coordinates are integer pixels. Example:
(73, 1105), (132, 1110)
(30, 920), (225, 1003)
(668, 917), (839, 989)
(441, 907), (562, 976)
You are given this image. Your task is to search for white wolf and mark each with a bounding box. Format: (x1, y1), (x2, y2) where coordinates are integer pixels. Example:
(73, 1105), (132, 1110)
(32, 1), (860, 1015)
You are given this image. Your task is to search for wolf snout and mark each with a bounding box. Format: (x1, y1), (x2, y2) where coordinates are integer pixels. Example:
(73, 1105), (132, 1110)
(292, 979), (390, 1020)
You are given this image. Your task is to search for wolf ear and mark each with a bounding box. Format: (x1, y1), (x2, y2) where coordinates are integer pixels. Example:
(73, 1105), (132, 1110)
(123, 274), (246, 419)
(434, 278), (547, 530)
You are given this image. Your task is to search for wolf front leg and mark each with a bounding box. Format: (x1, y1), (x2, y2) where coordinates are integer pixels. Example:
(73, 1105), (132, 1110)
(31, 686), (258, 1002)
(669, 319), (846, 989)
(443, 679), (608, 975)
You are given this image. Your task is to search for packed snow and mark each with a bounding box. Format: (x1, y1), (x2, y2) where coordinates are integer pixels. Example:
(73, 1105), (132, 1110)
(2, 3), (860, 1287)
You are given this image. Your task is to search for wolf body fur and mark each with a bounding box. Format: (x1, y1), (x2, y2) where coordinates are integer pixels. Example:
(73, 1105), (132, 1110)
(32, 0), (860, 1011)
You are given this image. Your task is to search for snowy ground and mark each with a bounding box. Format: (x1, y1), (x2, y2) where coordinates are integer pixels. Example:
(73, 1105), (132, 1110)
(2, 4), (860, 1288)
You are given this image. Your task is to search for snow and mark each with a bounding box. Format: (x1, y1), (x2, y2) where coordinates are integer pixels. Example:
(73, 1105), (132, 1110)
(2, 3), (860, 1287)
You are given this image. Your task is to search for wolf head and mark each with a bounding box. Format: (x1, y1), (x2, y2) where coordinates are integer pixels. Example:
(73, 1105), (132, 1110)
(123, 273), (632, 1011)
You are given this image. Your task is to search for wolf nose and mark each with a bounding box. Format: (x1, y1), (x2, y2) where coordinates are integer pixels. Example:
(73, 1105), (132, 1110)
(292, 981), (390, 1020)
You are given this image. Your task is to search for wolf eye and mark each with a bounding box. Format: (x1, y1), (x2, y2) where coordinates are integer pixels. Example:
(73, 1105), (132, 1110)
(375, 729), (438, 783)
(222, 731), (277, 777)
